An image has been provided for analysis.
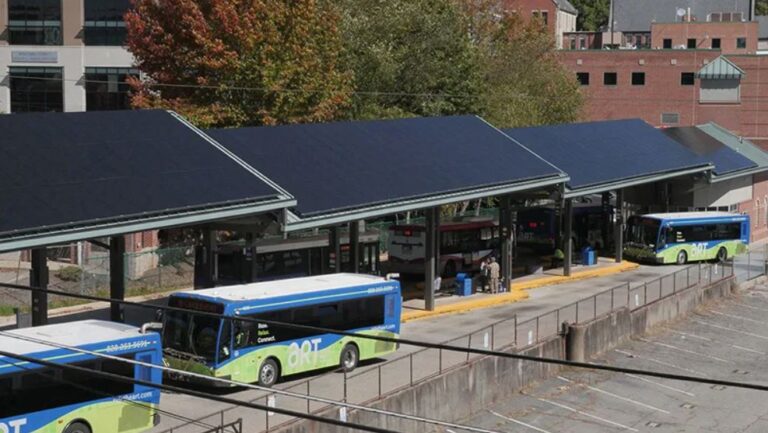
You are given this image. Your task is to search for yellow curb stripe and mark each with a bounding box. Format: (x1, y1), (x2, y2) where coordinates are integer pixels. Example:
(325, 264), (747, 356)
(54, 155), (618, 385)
(401, 290), (529, 323)
(512, 261), (639, 291)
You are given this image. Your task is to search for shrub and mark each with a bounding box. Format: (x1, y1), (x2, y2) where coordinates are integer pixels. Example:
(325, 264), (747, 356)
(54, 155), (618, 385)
(57, 266), (83, 282)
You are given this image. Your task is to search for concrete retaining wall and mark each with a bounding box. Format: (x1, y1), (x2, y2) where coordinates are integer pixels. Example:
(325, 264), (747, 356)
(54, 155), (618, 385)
(276, 275), (737, 433)
(277, 337), (564, 433)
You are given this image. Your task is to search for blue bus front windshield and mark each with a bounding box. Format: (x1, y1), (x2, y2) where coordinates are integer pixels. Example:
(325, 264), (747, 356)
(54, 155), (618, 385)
(627, 217), (660, 247)
(163, 311), (220, 361)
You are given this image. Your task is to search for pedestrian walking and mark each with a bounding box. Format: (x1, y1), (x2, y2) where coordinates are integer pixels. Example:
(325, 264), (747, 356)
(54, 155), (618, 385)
(488, 257), (500, 294)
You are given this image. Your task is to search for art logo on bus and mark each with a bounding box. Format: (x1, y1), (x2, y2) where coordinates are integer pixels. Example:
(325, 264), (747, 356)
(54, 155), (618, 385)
(287, 338), (322, 368)
(0, 418), (27, 433)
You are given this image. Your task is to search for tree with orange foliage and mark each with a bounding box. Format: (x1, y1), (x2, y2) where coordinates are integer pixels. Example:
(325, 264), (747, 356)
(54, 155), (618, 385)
(125, 0), (353, 128)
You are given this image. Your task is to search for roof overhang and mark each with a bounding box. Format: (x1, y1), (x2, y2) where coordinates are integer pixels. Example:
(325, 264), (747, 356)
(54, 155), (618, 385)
(564, 164), (713, 198)
(708, 165), (768, 183)
(0, 196), (296, 253)
(283, 173), (569, 232)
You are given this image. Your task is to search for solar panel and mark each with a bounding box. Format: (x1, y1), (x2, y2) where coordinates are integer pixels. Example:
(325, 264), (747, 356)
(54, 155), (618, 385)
(504, 119), (711, 190)
(0, 110), (282, 237)
(208, 116), (563, 217)
(662, 126), (757, 175)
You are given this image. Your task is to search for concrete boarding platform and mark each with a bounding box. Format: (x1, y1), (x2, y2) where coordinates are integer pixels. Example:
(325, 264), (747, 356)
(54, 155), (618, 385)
(401, 258), (639, 322)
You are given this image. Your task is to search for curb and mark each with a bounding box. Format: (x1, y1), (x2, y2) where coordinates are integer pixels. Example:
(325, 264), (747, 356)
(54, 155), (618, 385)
(402, 290), (529, 323)
(512, 261), (640, 291)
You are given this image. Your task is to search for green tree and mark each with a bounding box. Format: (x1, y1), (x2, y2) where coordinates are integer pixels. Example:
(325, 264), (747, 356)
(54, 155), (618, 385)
(466, 4), (583, 128)
(124, 0), (353, 128)
(570, 0), (610, 31)
(338, 0), (482, 119)
(757, 0), (768, 15)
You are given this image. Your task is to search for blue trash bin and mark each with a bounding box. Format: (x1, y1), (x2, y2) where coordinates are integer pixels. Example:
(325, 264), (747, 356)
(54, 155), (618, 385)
(582, 247), (596, 266)
(455, 273), (472, 296)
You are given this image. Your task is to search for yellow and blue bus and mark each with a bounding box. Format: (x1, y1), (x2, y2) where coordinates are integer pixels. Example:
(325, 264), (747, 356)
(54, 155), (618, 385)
(162, 273), (401, 387)
(625, 212), (750, 265)
(0, 320), (162, 433)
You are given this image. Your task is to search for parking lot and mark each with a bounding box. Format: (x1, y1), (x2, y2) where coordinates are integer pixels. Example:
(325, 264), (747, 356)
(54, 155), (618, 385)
(457, 284), (768, 433)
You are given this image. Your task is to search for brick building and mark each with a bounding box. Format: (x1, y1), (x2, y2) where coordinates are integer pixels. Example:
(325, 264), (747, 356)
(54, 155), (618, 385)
(503, 0), (577, 48)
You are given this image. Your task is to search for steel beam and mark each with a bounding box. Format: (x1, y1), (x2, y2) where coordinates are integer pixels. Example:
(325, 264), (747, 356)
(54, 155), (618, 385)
(615, 189), (625, 263)
(424, 208), (437, 311)
(563, 198), (574, 276)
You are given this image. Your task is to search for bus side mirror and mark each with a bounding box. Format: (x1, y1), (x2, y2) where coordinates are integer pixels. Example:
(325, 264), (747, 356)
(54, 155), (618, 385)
(386, 273), (400, 281)
(155, 309), (164, 322)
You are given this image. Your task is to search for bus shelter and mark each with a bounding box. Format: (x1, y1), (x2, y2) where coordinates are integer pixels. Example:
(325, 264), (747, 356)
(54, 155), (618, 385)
(208, 115), (568, 310)
(504, 119), (716, 275)
(0, 110), (295, 326)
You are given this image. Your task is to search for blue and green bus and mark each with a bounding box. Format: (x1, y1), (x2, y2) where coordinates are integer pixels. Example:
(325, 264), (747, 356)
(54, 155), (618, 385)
(0, 320), (162, 433)
(624, 212), (750, 264)
(162, 273), (401, 387)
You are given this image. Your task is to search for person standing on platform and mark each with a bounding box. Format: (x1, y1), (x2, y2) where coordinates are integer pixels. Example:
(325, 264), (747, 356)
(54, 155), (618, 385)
(488, 256), (500, 294)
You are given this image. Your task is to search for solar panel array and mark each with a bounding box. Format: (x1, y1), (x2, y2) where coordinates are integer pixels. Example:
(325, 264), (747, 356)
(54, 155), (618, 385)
(662, 126), (757, 175)
(209, 116), (563, 217)
(504, 119), (713, 190)
(0, 110), (281, 237)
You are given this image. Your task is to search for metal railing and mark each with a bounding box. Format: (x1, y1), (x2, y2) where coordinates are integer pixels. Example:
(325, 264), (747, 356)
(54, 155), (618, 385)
(158, 258), (753, 433)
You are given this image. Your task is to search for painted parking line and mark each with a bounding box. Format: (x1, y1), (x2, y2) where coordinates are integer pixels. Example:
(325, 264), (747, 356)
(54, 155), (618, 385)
(488, 410), (552, 433)
(536, 397), (639, 432)
(557, 376), (670, 414)
(624, 374), (696, 397)
(637, 337), (731, 363)
(615, 349), (709, 377)
(665, 328), (766, 356)
(729, 300), (768, 313)
(709, 310), (768, 326)
(691, 319), (768, 341)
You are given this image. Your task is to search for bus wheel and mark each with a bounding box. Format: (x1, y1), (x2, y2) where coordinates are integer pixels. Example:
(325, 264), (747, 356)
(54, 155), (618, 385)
(63, 422), (91, 433)
(340, 344), (359, 372)
(676, 250), (688, 265)
(258, 358), (280, 387)
(717, 247), (728, 262)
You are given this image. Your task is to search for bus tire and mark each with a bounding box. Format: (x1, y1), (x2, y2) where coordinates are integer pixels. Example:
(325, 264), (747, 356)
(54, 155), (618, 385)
(676, 250), (687, 265)
(717, 247), (728, 262)
(63, 421), (91, 433)
(340, 344), (359, 372)
(257, 358), (280, 388)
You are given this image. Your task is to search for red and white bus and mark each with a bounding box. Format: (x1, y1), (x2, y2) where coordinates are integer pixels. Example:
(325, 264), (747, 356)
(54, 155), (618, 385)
(387, 217), (500, 277)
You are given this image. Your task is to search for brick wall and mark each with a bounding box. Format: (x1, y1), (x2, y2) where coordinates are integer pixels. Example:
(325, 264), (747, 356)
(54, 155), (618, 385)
(651, 21), (759, 54)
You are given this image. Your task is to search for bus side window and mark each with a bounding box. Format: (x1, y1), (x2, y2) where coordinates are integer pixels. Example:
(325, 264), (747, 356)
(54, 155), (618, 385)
(385, 295), (396, 318)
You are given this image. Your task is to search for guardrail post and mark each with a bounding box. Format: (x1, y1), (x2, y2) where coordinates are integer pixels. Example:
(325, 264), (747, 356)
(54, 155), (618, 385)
(536, 316), (540, 343)
(593, 295), (597, 319)
(673, 272), (676, 293)
(748, 251), (752, 280)
(265, 396), (269, 432)
(686, 266), (690, 288)
(556, 309), (560, 333)
(491, 325), (495, 350)
(307, 381), (311, 413)
(220, 411), (224, 431)
(576, 301), (579, 323)
(644, 282), (647, 305)
(439, 349), (443, 374)
(514, 315), (518, 347)
(410, 353), (414, 386)
(466, 335), (472, 362)
(611, 288), (615, 310)
(343, 371), (348, 403)
(378, 365), (382, 397)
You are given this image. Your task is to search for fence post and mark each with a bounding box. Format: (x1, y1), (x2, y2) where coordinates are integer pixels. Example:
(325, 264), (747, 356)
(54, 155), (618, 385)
(466, 335), (471, 362)
(220, 411), (224, 431)
(378, 365), (382, 397)
(556, 309), (560, 333)
(673, 272), (676, 293)
(410, 353), (414, 386)
(343, 371), (348, 403)
(644, 282), (647, 305)
(491, 325), (495, 350)
(439, 348), (443, 374)
(536, 316), (540, 343)
(627, 282), (631, 307)
(687, 266), (690, 288)
(265, 396), (269, 432)
(307, 381), (311, 413)
(514, 315), (518, 347)
(611, 288), (614, 310)
(576, 301), (579, 323)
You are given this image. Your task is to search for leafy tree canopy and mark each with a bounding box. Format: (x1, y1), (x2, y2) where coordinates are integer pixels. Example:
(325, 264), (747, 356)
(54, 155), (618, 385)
(570, 0), (610, 31)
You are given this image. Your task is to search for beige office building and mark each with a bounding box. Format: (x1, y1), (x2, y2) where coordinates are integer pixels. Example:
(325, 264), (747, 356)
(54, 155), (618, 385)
(0, 0), (137, 113)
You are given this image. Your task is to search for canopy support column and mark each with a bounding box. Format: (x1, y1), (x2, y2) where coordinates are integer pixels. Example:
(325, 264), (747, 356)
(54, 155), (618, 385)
(615, 189), (625, 263)
(350, 221), (361, 273)
(30, 248), (48, 327)
(109, 236), (125, 322)
(425, 208), (438, 311)
(329, 226), (341, 273)
(563, 198), (574, 277)
(500, 196), (514, 290)
(601, 192), (611, 253)
(196, 229), (217, 289)
(245, 231), (258, 283)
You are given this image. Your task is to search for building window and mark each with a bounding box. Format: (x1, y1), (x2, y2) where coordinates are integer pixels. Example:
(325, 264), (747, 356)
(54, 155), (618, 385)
(709, 12), (722, 22)
(681, 72), (695, 86)
(687, 38), (697, 49)
(85, 67), (139, 111)
(570, 38), (576, 50)
(84, 0), (130, 46)
(532, 10), (548, 26)
(661, 112), (680, 125)
(576, 72), (589, 86)
(579, 37), (586, 49)
(9, 67), (63, 112)
(663, 38), (672, 49)
(631, 72), (645, 86)
(737, 37), (747, 49)
(700, 79), (741, 103)
(603, 72), (617, 86)
(711, 38), (721, 49)
(8, 0), (62, 45)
